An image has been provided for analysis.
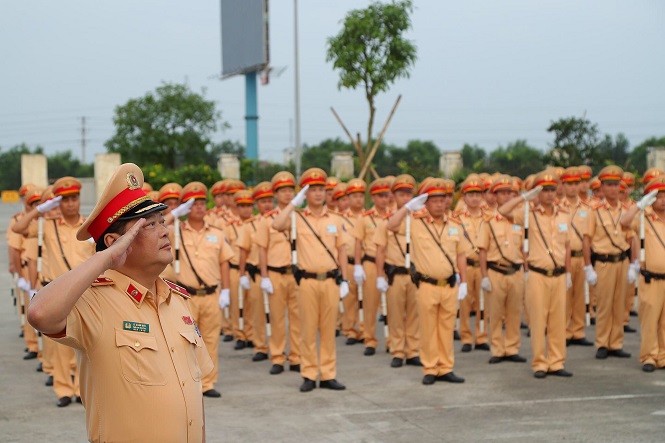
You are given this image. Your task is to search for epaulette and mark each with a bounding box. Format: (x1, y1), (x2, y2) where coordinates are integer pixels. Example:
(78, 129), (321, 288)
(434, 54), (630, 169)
(590, 201), (604, 210)
(208, 224), (223, 232)
(164, 279), (190, 299)
(483, 213), (494, 222)
(449, 215), (463, 225)
(412, 208), (429, 219)
(91, 276), (114, 287)
(264, 208), (279, 217)
(557, 205), (570, 214)
(243, 215), (259, 224)
(362, 208), (377, 217)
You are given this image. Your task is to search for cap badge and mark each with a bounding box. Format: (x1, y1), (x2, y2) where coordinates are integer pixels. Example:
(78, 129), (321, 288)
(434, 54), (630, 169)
(126, 173), (140, 190)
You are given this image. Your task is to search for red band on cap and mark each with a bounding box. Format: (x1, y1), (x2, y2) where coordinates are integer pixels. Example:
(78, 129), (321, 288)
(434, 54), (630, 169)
(272, 178), (295, 191)
(87, 188), (148, 242)
(54, 185), (81, 197)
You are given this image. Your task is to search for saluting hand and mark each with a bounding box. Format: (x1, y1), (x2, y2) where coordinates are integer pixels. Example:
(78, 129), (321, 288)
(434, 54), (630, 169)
(103, 218), (146, 269)
(521, 186), (543, 202)
(171, 198), (195, 218)
(290, 184), (309, 207)
(37, 196), (62, 214)
(637, 190), (658, 211)
(405, 193), (428, 212)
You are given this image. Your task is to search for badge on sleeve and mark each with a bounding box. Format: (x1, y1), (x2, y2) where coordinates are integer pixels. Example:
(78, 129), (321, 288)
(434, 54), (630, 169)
(326, 224), (337, 234)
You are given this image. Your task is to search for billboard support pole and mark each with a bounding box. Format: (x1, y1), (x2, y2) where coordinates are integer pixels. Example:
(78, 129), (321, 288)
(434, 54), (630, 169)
(245, 71), (259, 160)
(293, 0), (302, 176)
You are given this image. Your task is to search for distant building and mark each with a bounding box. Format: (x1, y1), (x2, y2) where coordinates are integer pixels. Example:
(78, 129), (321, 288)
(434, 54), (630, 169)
(439, 151), (463, 178)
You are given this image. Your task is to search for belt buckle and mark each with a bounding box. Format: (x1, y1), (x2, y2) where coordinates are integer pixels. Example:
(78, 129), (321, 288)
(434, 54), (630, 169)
(436, 280), (446, 287)
(285, 267), (292, 275)
(546, 269), (554, 277)
(611, 255), (619, 263)
(316, 273), (326, 281)
(196, 288), (206, 296)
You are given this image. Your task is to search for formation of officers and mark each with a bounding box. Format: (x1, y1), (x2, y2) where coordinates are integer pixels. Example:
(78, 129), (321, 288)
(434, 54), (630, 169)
(9, 162), (665, 404)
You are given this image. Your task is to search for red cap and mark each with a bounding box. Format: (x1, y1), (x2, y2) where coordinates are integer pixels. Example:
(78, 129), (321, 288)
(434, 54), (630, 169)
(561, 167), (581, 183)
(598, 165), (623, 182)
(52, 177), (82, 197)
(645, 176), (665, 194)
(252, 181), (274, 200)
(181, 182), (208, 202)
(299, 168), (327, 187)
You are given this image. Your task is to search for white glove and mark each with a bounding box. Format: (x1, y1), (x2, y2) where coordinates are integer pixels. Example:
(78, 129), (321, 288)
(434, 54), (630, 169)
(457, 282), (468, 301)
(627, 260), (640, 284)
(637, 190), (658, 211)
(17, 277), (31, 292)
(339, 281), (349, 299)
(290, 184), (309, 207)
(521, 186), (543, 202)
(566, 272), (572, 290)
(376, 276), (389, 293)
(481, 276), (492, 292)
(29, 289), (37, 300)
(260, 277), (273, 294)
(239, 275), (251, 290)
(353, 264), (366, 284)
(171, 198), (195, 218)
(405, 193), (428, 212)
(218, 288), (230, 309)
(36, 196), (62, 214)
(455, 273), (461, 286)
(584, 265), (597, 286)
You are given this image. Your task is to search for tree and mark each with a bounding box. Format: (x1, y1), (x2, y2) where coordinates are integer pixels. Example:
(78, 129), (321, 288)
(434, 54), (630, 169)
(326, 0), (417, 174)
(544, 116), (599, 167)
(48, 150), (93, 180)
(594, 133), (630, 171)
(628, 136), (665, 175)
(460, 144), (487, 172)
(105, 83), (228, 168)
(487, 140), (544, 178)
(388, 139), (441, 179)
(301, 138), (354, 172)
(0, 144), (43, 190)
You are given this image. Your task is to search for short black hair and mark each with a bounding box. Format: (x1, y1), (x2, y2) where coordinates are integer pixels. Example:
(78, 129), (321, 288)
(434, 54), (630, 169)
(95, 219), (132, 252)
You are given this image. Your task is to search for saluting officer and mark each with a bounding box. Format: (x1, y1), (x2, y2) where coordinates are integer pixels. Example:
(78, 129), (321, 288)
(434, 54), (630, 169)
(271, 168), (349, 392)
(619, 172), (639, 332)
(387, 178), (468, 385)
(255, 172), (302, 375)
(499, 171), (573, 379)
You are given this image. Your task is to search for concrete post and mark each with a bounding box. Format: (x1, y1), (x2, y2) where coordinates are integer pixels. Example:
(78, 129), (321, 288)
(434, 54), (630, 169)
(94, 153), (121, 200)
(331, 151), (354, 180)
(218, 154), (241, 179)
(21, 154), (48, 187)
(647, 146), (665, 171)
(439, 151), (463, 178)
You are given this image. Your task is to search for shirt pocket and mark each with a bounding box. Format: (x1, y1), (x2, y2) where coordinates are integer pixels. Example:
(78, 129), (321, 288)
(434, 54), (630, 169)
(179, 329), (204, 382)
(115, 329), (166, 386)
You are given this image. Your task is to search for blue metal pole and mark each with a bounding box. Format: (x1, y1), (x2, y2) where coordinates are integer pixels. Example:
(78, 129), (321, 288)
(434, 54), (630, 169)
(245, 71), (258, 160)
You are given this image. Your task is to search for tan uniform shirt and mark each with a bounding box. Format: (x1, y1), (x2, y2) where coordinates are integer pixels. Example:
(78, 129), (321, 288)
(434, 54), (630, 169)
(513, 203), (570, 270)
(374, 216), (408, 266)
(51, 270), (213, 443)
(171, 221), (234, 288)
(42, 216), (95, 280)
(291, 206), (345, 272)
(586, 200), (631, 254)
(406, 213), (465, 280)
(337, 210), (359, 262)
(220, 218), (243, 266)
(255, 208), (291, 268)
(478, 213), (524, 264)
(632, 211), (665, 273)
(560, 197), (590, 252)
(353, 207), (386, 258)
(237, 216), (261, 265)
(457, 210), (486, 261)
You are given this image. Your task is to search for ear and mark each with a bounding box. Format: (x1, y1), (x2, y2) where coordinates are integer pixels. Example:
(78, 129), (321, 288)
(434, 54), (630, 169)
(104, 233), (120, 249)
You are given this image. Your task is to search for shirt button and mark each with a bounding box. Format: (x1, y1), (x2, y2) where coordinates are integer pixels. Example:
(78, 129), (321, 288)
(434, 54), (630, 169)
(134, 341), (140, 347)
(181, 381), (185, 386)
(170, 347), (175, 353)
(189, 419), (193, 426)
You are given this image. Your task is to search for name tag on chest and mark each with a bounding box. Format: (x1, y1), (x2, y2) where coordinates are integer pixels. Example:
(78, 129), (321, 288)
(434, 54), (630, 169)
(123, 321), (150, 333)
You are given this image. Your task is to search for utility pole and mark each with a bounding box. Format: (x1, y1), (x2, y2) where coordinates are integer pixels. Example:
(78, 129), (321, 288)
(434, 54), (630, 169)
(80, 116), (87, 163)
(293, 0), (302, 176)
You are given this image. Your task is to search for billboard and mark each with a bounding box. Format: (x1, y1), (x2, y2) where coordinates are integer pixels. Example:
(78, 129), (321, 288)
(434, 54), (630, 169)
(221, 0), (269, 77)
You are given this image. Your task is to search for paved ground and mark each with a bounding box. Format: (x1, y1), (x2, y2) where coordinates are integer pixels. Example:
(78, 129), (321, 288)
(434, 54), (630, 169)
(1, 202), (664, 442)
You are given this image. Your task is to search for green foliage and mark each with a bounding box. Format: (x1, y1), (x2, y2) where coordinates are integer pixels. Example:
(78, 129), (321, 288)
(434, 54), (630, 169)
(48, 151), (93, 179)
(460, 144), (488, 172)
(594, 133), (630, 172)
(387, 139), (441, 178)
(544, 117), (599, 167)
(241, 159), (295, 186)
(487, 140), (544, 178)
(143, 163), (221, 189)
(628, 136), (665, 174)
(0, 144), (43, 190)
(301, 138), (354, 171)
(105, 83), (228, 168)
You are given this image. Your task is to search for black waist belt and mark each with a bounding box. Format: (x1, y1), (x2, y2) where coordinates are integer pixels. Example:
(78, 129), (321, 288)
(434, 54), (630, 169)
(41, 280), (51, 287)
(414, 271), (456, 288)
(267, 265), (293, 275)
(176, 281), (217, 296)
(362, 254), (376, 264)
(466, 258), (479, 267)
(640, 269), (665, 284)
(385, 264), (410, 275)
(487, 261), (522, 276)
(528, 264), (565, 277)
(246, 263), (259, 281)
(229, 263), (240, 270)
(571, 250), (584, 258)
(300, 269), (338, 281)
(592, 250), (629, 263)
(348, 257), (355, 265)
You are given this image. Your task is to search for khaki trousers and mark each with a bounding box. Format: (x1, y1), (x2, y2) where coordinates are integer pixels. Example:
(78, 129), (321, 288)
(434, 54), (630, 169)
(248, 277), (268, 354)
(417, 282), (457, 376)
(526, 272), (566, 372)
(460, 266), (488, 345)
(566, 256), (587, 340)
(298, 278), (339, 381)
(624, 281), (636, 324)
(594, 260), (628, 350)
(341, 264), (362, 340)
(267, 271), (301, 365)
(361, 261), (380, 348)
(487, 269), (524, 357)
(230, 268), (254, 341)
(51, 339), (79, 398)
(386, 273), (419, 359)
(638, 276), (665, 367)
(22, 291), (39, 353)
(189, 293), (222, 392)
(41, 334), (54, 375)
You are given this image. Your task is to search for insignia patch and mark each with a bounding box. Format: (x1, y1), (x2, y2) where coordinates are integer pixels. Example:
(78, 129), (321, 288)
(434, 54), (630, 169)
(579, 210), (588, 217)
(123, 321), (149, 333)
(558, 223), (569, 232)
(126, 172), (140, 190)
(512, 224), (521, 232)
(126, 284), (143, 303)
(326, 224), (337, 234)
(448, 227), (459, 236)
(182, 316), (193, 325)
(206, 234), (218, 243)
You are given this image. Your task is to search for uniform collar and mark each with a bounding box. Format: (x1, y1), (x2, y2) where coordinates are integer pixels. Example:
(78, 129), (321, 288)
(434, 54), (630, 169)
(303, 205), (330, 217)
(57, 215), (85, 227)
(182, 219), (211, 231)
(105, 269), (169, 306)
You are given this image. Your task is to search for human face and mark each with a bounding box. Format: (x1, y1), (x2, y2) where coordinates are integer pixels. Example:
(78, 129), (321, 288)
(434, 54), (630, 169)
(494, 190), (513, 206)
(237, 204), (253, 220)
(579, 180), (589, 195)
(59, 194), (80, 218)
(483, 190), (496, 206)
(393, 190), (412, 209)
(213, 194), (224, 208)
(463, 191), (483, 209)
(306, 185), (326, 208)
(425, 195), (448, 218)
(348, 192), (365, 211)
(371, 192), (390, 211)
(538, 186), (557, 206)
(256, 197), (274, 215)
(326, 189), (335, 208)
(601, 181), (620, 202)
(563, 181), (578, 199)
(275, 187), (294, 206)
(110, 213), (172, 271)
(652, 191), (665, 213)
(163, 198), (179, 212)
(188, 199), (207, 221)
(336, 195), (349, 212)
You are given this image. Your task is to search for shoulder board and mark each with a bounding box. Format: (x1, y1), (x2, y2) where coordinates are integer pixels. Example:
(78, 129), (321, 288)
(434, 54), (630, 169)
(449, 215), (463, 225)
(362, 209), (376, 217)
(482, 213), (494, 222)
(264, 209), (279, 217)
(208, 224), (223, 232)
(164, 279), (191, 299)
(91, 276), (114, 287)
(590, 201), (603, 210)
(412, 208), (429, 219)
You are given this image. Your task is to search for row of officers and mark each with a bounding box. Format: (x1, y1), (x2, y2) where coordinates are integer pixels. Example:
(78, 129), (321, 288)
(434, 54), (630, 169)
(9, 164), (665, 404)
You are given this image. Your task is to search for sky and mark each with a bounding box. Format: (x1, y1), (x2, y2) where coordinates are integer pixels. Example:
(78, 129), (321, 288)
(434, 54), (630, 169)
(1, 0), (663, 165)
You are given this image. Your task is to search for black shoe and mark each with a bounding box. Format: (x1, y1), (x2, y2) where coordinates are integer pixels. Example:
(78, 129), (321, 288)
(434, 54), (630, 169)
(630, 310), (638, 317)
(520, 322), (528, 330)
(19, 330), (24, 338)
(23, 351), (38, 360)
(319, 379), (346, 390)
(623, 325), (636, 333)
(57, 397), (71, 408)
(364, 347), (376, 356)
(405, 356), (422, 366)
(222, 334), (234, 342)
(461, 344), (472, 353)
(45, 375), (53, 386)
(74, 396), (82, 404)
(345, 337), (361, 345)
(269, 364), (284, 375)
(246, 341), (255, 348)
(596, 347), (608, 359)
(422, 374), (436, 385)
(608, 349), (631, 358)
(289, 364), (300, 372)
(300, 378), (316, 392)
(533, 371), (547, 379)
(526, 329), (531, 337)
(252, 352), (268, 362)
(453, 331), (461, 341)
(36, 362), (43, 372)
(234, 340), (246, 350)
(568, 337), (593, 347)
(203, 389), (222, 398)
(548, 369), (573, 377)
(488, 356), (503, 364)
(436, 372), (465, 383)
(391, 357), (403, 368)
(475, 343), (490, 351)
(504, 354), (527, 363)
(643, 363), (656, 373)
(590, 318), (596, 325)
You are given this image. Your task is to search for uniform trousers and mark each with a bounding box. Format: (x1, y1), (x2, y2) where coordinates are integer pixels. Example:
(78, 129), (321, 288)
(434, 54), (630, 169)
(487, 269), (524, 357)
(298, 278), (339, 381)
(22, 290), (39, 353)
(189, 293), (222, 392)
(361, 261), (380, 348)
(41, 335), (54, 375)
(417, 282), (457, 376)
(230, 268), (254, 342)
(624, 280), (637, 324)
(566, 256), (588, 340)
(50, 339), (79, 398)
(386, 273), (419, 359)
(248, 277), (268, 354)
(594, 260), (628, 350)
(267, 271), (301, 366)
(341, 264), (362, 340)
(459, 266), (488, 345)
(526, 272), (566, 372)
(638, 276), (665, 367)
